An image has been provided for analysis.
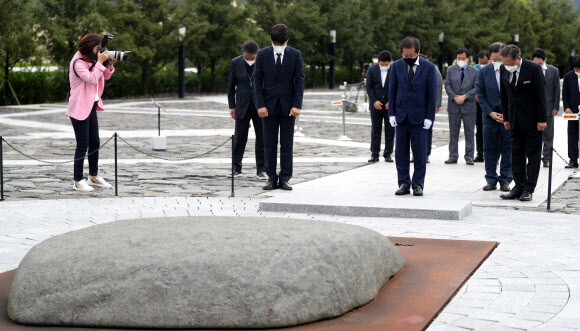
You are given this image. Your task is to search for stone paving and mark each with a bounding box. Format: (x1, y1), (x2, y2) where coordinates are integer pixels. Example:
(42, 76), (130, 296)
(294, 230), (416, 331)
(0, 197), (578, 330)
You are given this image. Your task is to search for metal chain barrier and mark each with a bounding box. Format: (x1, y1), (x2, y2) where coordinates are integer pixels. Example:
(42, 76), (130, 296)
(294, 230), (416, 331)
(549, 146), (574, 168)
(1, 134), (115, 164)
(117, 135), (232, 162)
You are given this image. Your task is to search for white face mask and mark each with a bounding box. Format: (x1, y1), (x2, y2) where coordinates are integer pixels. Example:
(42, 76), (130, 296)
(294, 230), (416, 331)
(380, 65), (389, 71)
(372, 59), (378, 64)
(245, 60), (255, 66)
(492, 61), (502, 70)
(457, 60), (468, 68)
(273, 45), (285, 54)
(504, 65), (517, 73)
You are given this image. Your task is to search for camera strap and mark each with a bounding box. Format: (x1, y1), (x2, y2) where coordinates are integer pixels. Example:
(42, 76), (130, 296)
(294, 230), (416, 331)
(72, 58), (97, 78)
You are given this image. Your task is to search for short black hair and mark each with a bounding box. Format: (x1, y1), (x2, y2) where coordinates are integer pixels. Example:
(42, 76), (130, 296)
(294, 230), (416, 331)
(270, 24), (289, 45)
(241, 41), (259, 55)
(574, 55), (580, 68)
(378, 51), (392, 62)
(372, 54), (379, 58)
(477, 50), (490, 59)
(489, 42), (506, 55)
(455, 48), (471, 57)
(500, 44), (521, 60)
(399, 37), (420, 53)
(531, 48), (546, 61)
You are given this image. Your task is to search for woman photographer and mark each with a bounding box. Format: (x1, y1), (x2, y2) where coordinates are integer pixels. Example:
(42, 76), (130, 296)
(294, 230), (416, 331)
(67, 33), (116, 192)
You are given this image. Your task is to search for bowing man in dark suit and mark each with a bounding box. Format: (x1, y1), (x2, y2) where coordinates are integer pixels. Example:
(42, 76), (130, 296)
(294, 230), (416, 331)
(366, 50), (395, 163)
(228, 41), (265, 178)
(499, 45), (548, 202)
(253, 24), (305, 191)
(388, 37), (437, 196)
(562, 56), (580, 168)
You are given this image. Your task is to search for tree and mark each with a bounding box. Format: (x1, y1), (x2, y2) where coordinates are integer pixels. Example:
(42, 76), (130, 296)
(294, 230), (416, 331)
(0, 0), (38, 105)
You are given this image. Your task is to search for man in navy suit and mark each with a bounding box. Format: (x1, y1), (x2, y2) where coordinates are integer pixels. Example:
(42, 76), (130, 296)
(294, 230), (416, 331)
(253, 24), (305, 191)
(366, 50), (394, 163)
(388, 37), (437, 196)
(476, 42), (512, 192)
(563, 56), (580, 168)
(228, 41), (265, 178)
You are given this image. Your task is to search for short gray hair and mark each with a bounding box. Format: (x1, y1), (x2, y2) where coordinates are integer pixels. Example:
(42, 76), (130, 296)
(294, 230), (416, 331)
(241, 41), (259, 55)
(489, 42), (506, 54)
(500, 44), (521, 60)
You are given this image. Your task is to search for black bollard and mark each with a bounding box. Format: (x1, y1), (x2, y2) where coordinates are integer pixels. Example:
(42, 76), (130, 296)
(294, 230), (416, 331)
(231, 135), (235, 198)
(547, 147), (554, 211)
(114, 133), (118, 197)
(1, 137), (4, 201)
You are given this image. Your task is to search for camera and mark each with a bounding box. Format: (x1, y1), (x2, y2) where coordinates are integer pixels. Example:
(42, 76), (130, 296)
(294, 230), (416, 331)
(100, 34), (131, 62)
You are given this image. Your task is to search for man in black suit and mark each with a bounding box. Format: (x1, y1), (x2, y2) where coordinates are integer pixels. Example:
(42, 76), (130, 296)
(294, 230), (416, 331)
(253, 24), (305, 191)
(563, 56), (580, 168)
(499, 45), (548, 201)
(366, 50), (394, 163)
(228, 41), (265, 178)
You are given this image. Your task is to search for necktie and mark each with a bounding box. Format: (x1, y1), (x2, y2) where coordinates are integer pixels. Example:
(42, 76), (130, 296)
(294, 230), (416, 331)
(408, 65), (414, 83)
(460, 68), (465, 84)
(276, 53), (282, 74)
(510, 72), (517, 89)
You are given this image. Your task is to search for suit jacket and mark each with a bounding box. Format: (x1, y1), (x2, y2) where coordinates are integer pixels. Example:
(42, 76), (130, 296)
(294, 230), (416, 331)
(253, 46), (305, 115)
(388, 57), (437, 126)
(445, 64), (479, 115)
(227, 55), (255, 120)
(476, 63), (502, 118)
(500, 58), (548, 131)
(543, 64), (561, 113)
(562, 71), (580, 114)
(365, 64), (390, 110)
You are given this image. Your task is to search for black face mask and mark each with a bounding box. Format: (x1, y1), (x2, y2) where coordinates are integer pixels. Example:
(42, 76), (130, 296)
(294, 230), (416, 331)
(403, 57), (417, 66)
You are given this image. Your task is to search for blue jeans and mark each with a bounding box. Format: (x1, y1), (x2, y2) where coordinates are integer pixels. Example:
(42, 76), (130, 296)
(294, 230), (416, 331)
(70, 102), (100, 181)
(483, 115), (512, 184)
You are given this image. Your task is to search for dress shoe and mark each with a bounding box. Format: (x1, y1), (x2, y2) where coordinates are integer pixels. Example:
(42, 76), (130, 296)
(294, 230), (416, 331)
(444, 158), (457, 164)
(263, 180), (278, 190)
(519, 191), (533, 201)
(256, 171), (266, 179)
(395, 184), (410, 195)
(279, 181), (293, 191)
(466, 159), (475, 165)
(474, 154), (484, 162)
(500, 188), (522, 200)
(368, 157), (379, 163)
(228, 170), (242, 178)
(565, 160), (579, 168)
(385, 155), (394, 163)
(543, 160), (550, 168)
(412, 184), (423, 196)
(483, 182), (497, 191)
(500, 182), (511, 192)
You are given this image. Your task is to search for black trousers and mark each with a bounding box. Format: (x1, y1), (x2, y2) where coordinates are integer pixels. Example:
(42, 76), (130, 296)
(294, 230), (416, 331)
(370, 103), (395, 158)
(233, 105), (264, 173)
(262, 100), (295, 182)
(70, 102), (100, 181)
(568, 119), (579, 162)
(511, 128), (542, 193)
(476, 102), (483, 156)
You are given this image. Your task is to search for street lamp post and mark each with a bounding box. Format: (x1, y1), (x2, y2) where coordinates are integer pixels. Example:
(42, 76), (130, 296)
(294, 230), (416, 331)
(438, 33), (444, 74)
(329, 30), (336, 89)
(514, 33), (519, 46)
(178, 27), (186, 99)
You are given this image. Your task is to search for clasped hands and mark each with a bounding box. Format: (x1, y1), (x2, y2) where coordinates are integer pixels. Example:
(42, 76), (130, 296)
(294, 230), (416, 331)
(258, 107), (301, 118)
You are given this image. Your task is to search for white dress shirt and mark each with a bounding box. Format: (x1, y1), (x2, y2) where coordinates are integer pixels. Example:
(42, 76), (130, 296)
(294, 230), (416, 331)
(380, 68), (388, 87)
(494, 66), (501, 91)
(541, 63), (548, 76)
(406, 57), (420, 73)
(273, 44), (286, 65)
(509, 64), (521, 86)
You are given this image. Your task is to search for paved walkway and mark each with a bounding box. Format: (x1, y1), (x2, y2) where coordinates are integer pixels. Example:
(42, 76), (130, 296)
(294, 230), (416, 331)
(0, 197), (578, 330)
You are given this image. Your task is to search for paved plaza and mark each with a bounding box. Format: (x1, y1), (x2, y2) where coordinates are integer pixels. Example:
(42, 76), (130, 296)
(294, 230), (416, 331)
(1, 90), (580, 330)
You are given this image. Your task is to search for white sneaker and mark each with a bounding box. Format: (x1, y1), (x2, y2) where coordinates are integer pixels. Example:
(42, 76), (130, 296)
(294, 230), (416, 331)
(73, 179), (94, 192)
(87, 176), (113, 189)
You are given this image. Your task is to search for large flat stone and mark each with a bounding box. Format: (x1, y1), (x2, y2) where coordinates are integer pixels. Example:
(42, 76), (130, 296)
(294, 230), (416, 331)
(260, 195), (472, 220)
(8, 216), (405, 329)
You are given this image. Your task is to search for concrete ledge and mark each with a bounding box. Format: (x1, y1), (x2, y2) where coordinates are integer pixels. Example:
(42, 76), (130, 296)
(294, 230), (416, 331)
(259, 196), (472, 221)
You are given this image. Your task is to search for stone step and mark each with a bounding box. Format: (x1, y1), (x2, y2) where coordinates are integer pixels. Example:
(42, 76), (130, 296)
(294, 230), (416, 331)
(259, 195), (472, 220)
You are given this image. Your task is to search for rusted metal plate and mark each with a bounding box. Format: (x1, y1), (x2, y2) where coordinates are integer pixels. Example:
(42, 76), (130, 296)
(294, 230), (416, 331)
(0, 237), (497, 331)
